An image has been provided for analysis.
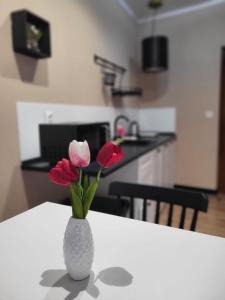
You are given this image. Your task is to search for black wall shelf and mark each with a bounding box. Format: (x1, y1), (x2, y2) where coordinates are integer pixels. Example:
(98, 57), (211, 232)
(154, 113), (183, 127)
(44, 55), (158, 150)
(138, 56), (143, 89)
(112, 88), (143, 97)
(94, 54), (143, 98)
(94, 55), (126, 74)
(11, 9), (51, 59)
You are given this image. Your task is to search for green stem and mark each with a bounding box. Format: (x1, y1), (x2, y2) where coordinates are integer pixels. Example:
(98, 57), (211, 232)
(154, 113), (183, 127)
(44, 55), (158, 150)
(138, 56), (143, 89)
(70, 182), (84, 219)
(69, 184), (77, 218)
(79, 168), (83, 185)
(97, 168), (102, 181)
(79, 169), (83, 199)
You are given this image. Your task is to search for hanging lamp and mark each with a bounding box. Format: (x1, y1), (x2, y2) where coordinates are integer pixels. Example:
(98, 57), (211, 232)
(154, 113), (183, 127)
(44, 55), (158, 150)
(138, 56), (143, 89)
(142, 0), (169, 73)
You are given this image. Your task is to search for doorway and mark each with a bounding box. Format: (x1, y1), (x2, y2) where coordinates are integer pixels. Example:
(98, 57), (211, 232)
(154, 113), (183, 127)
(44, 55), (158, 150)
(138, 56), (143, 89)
(218, 47), (225, 192)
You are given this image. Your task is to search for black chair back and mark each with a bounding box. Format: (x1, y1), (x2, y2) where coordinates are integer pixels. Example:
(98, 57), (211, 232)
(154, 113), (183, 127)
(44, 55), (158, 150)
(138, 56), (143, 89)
(109, 182), (208, 231)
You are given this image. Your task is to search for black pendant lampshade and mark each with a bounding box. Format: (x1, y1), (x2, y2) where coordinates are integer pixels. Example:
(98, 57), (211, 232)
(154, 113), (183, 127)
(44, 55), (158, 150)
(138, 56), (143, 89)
(142, 36), (168, 73)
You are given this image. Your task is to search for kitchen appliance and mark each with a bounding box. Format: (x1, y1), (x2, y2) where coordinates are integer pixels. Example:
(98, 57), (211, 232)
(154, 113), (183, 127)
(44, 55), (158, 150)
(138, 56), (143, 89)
(39, 122), (110, 164)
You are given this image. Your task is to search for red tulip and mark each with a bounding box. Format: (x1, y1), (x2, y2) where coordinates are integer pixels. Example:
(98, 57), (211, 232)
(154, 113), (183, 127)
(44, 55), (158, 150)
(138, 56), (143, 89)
(117, 126), (126, 137)
(48, 159), (79, 186)
(97, 141), (124, 168)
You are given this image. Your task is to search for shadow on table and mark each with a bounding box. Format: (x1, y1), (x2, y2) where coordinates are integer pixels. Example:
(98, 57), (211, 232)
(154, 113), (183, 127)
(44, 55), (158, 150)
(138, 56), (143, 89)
(40, 267), (133, 300)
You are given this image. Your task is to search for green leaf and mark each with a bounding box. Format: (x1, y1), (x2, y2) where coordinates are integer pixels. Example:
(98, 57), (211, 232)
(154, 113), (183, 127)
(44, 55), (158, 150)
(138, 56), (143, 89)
(83, 178), (99, 218)
(69, 186), (78, 218)
(77, 183), (83, 198)
(83, 174), (90, 199)
(69, 184), (84, 219)
(72, 181), (83, 198)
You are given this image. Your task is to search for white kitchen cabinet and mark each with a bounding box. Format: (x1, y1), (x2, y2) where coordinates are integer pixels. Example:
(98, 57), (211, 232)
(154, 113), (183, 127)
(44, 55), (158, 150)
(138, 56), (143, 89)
(135, 150), (157, 221)
(155, 146), (164, 186)
(97, 159), (139, 196)
(156, 141), (176, 188)
(97, 139), (176, 221)
(136, 140), (176, 222)
(168, 140), (176, 187)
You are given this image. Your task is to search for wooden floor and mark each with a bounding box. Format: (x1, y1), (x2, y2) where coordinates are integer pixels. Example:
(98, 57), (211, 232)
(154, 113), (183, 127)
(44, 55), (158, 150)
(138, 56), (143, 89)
(159, 194), (225, 238)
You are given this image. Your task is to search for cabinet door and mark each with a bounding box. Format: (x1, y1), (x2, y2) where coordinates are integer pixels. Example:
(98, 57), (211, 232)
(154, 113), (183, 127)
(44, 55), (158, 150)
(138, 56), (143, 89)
(138, 151), (156, 184)
(136, 151), (157, 221)
(163, 140), (176, 188)
(163, 143), (170, 187)
(155, 146), (164, 187)
(168, 140), (176, 187)
(156, 143), (172, 188)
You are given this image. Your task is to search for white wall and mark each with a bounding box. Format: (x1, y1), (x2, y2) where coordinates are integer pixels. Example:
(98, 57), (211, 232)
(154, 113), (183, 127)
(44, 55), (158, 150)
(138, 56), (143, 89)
(137, 3), (225, 189)
(139, 107), (176, 132)
(0, 0), (139, 220)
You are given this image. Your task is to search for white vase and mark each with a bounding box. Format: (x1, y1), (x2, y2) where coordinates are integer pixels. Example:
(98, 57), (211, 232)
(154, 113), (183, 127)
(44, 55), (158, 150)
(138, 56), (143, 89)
(63, 217), (94, 280)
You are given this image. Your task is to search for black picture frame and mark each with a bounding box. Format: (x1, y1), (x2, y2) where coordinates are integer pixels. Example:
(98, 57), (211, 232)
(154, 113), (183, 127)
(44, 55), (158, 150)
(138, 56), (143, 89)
(11, 9), (51, 59)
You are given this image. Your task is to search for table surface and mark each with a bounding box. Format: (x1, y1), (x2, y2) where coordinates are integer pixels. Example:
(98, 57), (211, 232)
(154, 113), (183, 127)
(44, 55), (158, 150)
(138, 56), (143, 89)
(0, 202), (225, 300)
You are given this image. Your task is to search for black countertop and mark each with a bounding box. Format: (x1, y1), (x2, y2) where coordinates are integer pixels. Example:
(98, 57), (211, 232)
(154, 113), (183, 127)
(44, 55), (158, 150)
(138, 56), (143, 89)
(21, 133), (176, 177)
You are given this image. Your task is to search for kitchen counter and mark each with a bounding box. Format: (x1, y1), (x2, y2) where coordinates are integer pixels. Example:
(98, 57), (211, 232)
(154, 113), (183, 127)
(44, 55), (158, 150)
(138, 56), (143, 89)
(21, 133), (175, 177)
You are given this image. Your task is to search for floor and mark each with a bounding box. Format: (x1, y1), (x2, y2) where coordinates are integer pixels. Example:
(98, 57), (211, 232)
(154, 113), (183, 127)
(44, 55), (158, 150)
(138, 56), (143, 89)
(159, 194), (225, 238)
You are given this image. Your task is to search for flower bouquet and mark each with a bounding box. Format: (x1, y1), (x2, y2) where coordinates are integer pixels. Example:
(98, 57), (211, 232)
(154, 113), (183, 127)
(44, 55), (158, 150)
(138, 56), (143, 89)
(48, 140), (124, 280)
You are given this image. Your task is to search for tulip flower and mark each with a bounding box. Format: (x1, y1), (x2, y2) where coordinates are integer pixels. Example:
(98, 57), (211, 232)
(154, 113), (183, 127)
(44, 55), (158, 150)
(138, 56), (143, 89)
(69, 140), (90, 168)
(48, 159), (79, 186)
(49, 139), (125, 219)
(117, 126), (126, 137)
(97, 141), (124, 168)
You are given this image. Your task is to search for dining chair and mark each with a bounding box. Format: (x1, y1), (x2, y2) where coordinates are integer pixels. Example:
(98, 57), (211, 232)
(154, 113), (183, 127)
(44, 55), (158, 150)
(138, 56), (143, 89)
(109, 181), (208, 231)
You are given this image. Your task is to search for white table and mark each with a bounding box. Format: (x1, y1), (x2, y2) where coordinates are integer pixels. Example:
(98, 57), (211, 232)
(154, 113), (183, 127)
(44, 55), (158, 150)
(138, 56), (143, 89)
(0, 202), (225, 300)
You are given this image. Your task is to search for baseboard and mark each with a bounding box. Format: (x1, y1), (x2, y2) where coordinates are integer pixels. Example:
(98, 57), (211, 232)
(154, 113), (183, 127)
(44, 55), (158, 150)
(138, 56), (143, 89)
(174, 185), (217, 195)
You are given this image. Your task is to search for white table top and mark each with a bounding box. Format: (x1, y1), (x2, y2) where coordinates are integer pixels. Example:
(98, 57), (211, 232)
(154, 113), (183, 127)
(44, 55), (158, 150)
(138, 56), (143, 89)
(0, 202), (225, 300)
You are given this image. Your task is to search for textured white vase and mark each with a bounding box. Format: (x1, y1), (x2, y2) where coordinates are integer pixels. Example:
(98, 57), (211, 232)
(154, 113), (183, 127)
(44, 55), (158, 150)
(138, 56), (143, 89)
(63, 217), (94, 280)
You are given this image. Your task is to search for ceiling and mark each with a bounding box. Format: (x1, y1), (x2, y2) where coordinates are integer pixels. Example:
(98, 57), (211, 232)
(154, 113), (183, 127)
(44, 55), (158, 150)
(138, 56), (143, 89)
(118, 0), (223, 22)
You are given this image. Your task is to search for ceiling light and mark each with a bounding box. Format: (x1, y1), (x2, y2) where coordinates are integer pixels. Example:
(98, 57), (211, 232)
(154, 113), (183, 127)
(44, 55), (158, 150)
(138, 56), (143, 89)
(142, 0), (169, 73)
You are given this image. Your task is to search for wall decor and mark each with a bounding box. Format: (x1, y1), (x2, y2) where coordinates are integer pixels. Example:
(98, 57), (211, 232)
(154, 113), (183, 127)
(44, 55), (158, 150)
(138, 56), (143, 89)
(11, 9), (51, 59)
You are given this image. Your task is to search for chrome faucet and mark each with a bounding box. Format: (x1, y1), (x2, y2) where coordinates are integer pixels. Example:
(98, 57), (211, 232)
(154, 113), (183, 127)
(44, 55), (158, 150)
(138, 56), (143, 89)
(128, 121), (140, 137)
(114, 114), (130, 137)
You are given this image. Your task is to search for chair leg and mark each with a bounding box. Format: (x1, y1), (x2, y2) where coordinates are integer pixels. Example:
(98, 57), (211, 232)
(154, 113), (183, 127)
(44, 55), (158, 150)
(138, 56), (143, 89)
(142, 199), (147, 221)
(130, 197), (134, 219)
(155, 202), (160, 224)
(167, 203), (174, 227)
(179, 207), (186, 229)
(190, 210), (198, 231)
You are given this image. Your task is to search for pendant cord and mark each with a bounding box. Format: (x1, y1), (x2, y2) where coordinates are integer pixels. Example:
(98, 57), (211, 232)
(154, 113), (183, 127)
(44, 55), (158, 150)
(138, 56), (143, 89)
(151, 8), (158, 37)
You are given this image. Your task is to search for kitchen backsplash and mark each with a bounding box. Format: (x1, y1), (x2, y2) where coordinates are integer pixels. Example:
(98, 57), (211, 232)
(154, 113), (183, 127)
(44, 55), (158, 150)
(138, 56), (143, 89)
(16, 102), (176, 160)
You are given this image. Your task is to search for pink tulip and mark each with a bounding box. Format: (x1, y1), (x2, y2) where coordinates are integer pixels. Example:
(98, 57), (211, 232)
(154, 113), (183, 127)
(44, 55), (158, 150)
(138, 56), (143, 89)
(69, 140), (90, 168)
(48, 159), (79, 186)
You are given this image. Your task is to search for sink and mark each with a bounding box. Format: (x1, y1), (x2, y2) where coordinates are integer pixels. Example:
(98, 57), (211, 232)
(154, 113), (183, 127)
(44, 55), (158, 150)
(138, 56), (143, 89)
(139, 131), (159, 139)
(121, 140), (151, 146)
(119, 136), (156, 146)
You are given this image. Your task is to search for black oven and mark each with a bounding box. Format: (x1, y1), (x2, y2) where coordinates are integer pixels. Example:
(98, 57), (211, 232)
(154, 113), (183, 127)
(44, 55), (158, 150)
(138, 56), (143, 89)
(39, 122), (110, 164)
